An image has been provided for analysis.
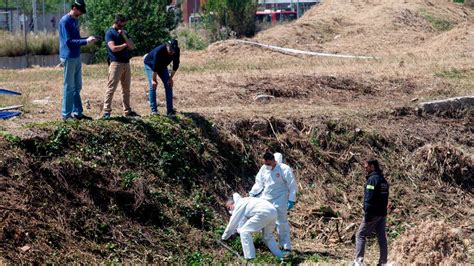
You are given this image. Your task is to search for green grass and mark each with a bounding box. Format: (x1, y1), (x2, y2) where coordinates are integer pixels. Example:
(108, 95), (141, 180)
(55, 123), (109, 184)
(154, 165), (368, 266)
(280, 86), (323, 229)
(434, 68), (467, 79)
(419, 10), (454, 31)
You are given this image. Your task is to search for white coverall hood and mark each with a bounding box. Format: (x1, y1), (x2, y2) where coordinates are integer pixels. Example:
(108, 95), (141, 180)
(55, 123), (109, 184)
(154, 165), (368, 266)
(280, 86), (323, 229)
(274, 152), (283, 164)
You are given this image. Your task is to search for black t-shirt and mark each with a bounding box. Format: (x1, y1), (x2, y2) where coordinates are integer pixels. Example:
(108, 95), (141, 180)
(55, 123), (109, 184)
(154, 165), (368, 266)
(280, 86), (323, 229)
(144, 44), (180, 73)
(105, 27), (130, 63)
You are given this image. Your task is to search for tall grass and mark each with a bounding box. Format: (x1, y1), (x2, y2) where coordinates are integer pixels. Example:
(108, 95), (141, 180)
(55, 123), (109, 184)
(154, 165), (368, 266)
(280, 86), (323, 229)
(0, 31), (97, 57)
(0, 31), (59, 57)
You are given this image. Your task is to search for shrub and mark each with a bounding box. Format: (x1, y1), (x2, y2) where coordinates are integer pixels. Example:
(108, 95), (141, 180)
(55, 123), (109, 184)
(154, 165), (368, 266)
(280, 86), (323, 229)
(86, 0), (177, 57)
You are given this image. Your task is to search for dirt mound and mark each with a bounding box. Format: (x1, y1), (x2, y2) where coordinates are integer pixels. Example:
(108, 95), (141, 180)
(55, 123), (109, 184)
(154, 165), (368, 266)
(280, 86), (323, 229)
(250, 0), (473, 55)
(207, 40), (278, 57)
(0, 116), (253, 263)
(418, 21), (474, 55)
(239, 75), (375, 100)
(391, 221), (469, 264)
(413, 143), (473, 191)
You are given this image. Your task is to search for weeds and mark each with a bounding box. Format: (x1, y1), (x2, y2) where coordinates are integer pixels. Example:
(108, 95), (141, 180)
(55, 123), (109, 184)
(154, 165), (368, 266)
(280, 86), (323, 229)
(0, 31), (59, 57)
(120, 171), (140, 189)
(434, 68), (467, 79)
(419, 10), (453, 31)
(187, 252), (213, 265)
(0, 131), (21, 144)
(176, 27), (209, 50)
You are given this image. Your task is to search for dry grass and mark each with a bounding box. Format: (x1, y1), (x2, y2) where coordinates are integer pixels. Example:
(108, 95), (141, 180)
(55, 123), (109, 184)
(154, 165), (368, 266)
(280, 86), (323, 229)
(0, 0), (473, 263)
(391, 221), (469, 264)
(0, 31), (59, 57)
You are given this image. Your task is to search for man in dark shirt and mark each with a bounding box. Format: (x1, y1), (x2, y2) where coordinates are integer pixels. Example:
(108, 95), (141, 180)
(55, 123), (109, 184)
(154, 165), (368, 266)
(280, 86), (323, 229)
(144, 40), (180, 116)
(102, 14), (139, 119)
(353, 159), (390, 266)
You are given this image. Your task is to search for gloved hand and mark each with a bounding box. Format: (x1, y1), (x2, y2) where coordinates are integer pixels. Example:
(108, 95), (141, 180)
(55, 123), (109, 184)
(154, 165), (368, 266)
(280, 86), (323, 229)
(249, 192), (256, 197)
(86, 36), (97, 44)
(288, 200), (295, 210)
(221, 233), (229, 241)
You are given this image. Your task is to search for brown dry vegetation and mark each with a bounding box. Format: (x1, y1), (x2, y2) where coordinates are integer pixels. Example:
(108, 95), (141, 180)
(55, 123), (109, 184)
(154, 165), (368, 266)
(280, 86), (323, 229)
(1, 0), (473, 264)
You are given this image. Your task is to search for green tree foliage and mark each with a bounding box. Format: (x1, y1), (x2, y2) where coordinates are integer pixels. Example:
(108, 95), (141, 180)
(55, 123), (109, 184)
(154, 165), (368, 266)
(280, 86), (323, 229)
(205, 0), (258, 37)
(86, 0), (177, 57)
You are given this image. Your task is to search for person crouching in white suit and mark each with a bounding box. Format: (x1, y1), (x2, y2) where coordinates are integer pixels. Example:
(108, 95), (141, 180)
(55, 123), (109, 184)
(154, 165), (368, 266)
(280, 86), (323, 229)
(248, 151), (298, 252)
(221, 193), (283, 260)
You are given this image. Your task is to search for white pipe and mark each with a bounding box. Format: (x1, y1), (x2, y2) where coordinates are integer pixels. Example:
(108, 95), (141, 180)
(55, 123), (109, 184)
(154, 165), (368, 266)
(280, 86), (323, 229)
(235, 40), (378, 59)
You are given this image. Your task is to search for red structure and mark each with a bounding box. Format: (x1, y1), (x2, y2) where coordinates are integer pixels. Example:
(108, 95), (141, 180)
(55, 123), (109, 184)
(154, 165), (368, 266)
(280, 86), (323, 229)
(171, 0), (206, 24)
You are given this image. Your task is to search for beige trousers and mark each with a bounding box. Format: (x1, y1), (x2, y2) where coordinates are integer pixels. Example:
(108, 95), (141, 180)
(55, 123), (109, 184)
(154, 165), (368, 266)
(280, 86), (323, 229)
(103, 62), (132, 114)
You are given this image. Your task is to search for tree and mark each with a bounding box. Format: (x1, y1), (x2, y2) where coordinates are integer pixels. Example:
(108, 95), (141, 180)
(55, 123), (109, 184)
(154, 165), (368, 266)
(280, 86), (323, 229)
(86, 0), (177, 56)
(205, 0), (257, 37)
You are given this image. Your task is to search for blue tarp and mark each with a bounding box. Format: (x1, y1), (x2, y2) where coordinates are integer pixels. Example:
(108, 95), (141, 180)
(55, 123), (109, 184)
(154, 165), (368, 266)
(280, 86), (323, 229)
(0, 111), (21, 119)
(0, 88), (22, 95)
(0, 88), (22, 119)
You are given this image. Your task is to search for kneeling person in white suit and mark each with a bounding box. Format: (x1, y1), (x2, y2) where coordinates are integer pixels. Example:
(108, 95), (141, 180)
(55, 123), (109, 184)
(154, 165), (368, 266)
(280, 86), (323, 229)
(221, 193), (283, 260)
(249, 152), (298, 252)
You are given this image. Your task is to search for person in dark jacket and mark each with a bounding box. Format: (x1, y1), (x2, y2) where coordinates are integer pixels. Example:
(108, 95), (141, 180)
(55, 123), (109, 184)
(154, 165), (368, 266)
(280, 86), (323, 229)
(143, 40), (180, 116)
(353, 159), (389, 266)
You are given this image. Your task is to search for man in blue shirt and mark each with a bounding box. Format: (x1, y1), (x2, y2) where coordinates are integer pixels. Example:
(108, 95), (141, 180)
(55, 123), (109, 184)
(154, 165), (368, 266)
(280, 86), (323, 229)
(59, 0), (97, 120)
(102, 14), (139, 119)
(144, 40), (180, 116)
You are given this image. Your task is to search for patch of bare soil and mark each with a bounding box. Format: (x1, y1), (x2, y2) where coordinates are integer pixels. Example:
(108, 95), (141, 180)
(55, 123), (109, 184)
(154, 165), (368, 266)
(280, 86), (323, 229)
(239, 75), (374, 100)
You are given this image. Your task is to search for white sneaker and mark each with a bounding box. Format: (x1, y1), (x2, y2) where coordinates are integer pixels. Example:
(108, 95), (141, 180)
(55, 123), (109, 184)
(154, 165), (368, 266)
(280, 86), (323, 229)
(351, 257), (365, 266)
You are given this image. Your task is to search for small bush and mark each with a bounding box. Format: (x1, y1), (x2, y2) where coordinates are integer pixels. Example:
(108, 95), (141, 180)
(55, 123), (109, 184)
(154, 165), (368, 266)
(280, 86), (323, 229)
(176, 27), (209, 50)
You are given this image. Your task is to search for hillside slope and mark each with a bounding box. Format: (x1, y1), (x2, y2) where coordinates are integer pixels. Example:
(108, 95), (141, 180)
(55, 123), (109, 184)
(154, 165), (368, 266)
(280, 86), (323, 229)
(252, 0), (473, 56)
(1, 113), (472, 263)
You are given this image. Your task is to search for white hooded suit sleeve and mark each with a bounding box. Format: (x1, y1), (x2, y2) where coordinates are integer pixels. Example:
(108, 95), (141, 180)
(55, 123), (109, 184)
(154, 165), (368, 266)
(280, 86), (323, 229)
(222, 194), (246, 240)
(249, 167), (265, 197)
(284, 167), (298, 202)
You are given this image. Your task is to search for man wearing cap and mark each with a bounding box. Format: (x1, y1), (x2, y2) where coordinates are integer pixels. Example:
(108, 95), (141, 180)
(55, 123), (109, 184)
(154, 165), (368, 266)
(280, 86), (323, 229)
(101, 14), (139, 119)
(59, 0), (97, 120)
(144, 40), (180, 116)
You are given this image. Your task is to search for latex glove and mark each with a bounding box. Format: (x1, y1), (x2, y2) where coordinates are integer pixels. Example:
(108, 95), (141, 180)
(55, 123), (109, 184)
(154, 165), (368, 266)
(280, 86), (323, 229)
(221, 233), (228, 241)
(288, 200), (295, 210)
(86, 36), (97, 44)
(221, 230), (234, 240)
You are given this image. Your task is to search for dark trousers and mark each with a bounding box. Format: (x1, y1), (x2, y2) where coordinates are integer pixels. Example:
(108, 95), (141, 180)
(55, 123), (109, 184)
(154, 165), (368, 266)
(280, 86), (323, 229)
(355, 216), (388, 264)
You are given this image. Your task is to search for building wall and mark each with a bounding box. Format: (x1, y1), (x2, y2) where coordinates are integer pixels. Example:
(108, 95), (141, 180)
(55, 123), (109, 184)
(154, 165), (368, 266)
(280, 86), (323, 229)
(171, 0), (203, 24)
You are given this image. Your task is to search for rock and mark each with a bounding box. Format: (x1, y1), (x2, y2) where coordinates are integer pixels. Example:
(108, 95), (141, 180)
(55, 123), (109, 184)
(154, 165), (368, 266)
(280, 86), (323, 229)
(254, 94), (275, 103)
(344, 223), (356, 232)
(32, 97), (51, 105)
(419, 96), (474, 114)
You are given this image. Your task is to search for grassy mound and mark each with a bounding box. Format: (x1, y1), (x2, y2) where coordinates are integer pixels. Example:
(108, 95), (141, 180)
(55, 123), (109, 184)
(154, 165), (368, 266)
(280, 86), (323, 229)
(0, 115), (253, 263)
(1, 114), (472, 263)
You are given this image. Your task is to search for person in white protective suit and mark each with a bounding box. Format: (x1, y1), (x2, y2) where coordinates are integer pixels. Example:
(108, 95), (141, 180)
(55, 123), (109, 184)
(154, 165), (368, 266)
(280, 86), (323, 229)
(248, 151), (298, 252)
(221, 193), (283, 260)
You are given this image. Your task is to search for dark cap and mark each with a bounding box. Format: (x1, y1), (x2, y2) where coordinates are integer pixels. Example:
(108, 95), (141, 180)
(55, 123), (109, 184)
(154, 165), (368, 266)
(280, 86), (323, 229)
(72, 0), (86, 13)
(168, 39), (179, 51)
